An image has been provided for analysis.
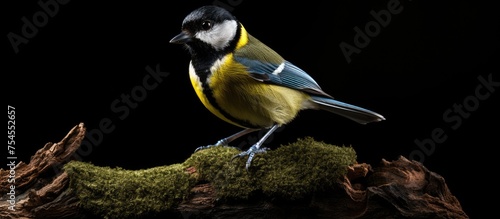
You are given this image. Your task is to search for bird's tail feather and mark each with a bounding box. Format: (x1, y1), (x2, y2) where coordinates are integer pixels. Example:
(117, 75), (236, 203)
(310, 96), (385, 124)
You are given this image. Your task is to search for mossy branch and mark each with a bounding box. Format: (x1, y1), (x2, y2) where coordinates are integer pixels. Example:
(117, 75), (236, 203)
(0, 123), (469, 219)
(63, 137), (356, 218)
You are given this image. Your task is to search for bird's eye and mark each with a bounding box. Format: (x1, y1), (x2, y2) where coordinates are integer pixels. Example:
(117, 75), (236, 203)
(201, 20), (212, 30)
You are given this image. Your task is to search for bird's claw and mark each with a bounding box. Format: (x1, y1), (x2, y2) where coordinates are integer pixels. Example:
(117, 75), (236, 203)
(194, 138), (237, 153)
(232, 145), (269, 170)
(194, 145), (212, 152)
(194, 138), (230, 152)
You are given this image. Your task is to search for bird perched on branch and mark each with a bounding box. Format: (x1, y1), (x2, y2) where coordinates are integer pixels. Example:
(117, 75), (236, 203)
(170, 5), (385, 170)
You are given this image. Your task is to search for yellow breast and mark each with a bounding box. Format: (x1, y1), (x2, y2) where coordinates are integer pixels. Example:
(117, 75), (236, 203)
(190, 55), (310, 129)
(189, 61), (246, 128)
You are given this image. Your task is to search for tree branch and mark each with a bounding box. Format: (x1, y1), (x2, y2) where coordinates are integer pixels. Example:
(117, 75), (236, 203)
(0, 123), (469, 219)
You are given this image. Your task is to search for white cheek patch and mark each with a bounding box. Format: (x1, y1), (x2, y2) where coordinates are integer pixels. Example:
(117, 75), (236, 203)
(195, 20), (238, 50)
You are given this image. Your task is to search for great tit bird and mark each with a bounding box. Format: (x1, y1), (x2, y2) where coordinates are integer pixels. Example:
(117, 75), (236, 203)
(170, 5), (385, 170)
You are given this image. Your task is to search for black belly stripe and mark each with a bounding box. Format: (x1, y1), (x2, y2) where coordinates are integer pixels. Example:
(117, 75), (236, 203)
(200, 79), (260, 129)
(191, 46), (260, 129)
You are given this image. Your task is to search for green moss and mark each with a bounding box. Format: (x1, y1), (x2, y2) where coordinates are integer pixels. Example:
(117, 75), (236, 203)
(185, 137), (357, 200)
(183, 146), (257, 199)
(64, 162), (195, 218)
(64, 137), (357, 218)
(260, 137), (356, 199)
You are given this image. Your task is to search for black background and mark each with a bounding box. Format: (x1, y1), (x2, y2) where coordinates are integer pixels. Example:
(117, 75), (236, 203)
(4, 0), (499, 218)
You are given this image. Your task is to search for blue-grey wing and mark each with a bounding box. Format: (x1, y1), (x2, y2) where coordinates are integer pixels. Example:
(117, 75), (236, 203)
(234, 57), (332, 97)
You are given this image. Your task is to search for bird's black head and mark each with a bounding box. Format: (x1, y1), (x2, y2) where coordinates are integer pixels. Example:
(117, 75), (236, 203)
(170, 6), (241, 58)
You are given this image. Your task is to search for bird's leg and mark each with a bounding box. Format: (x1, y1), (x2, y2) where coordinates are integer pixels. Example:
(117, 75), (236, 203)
(195, 128), (258, 152)
(233, 124), (280, 170)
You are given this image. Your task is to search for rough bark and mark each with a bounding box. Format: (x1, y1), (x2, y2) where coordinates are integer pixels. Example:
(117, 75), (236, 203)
(0, 123), (469, 219)
(1, 123), (85, 219)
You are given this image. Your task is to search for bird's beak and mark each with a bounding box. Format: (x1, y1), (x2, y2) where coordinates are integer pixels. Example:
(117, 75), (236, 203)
(170, 31), (192, 44)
